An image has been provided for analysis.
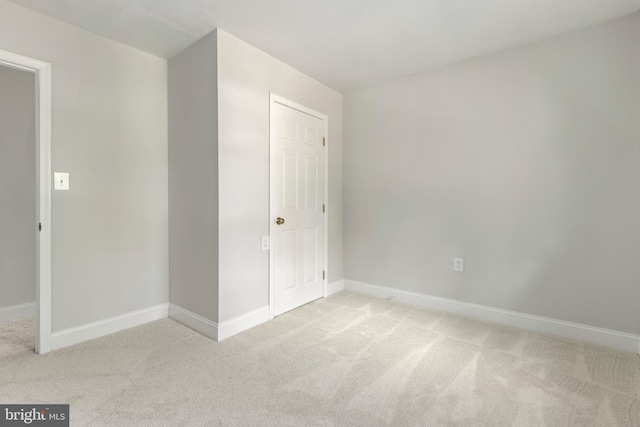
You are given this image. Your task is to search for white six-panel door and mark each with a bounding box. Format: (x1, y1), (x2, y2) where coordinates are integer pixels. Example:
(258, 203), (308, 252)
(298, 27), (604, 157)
(271, 97), (326, 317)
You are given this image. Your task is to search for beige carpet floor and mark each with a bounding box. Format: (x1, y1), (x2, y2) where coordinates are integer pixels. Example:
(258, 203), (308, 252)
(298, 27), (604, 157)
(1, 291), (639, 426)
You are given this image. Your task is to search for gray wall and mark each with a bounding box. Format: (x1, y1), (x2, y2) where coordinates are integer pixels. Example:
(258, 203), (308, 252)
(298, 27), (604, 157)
(0, 0), (168, 332)
(168, 31), (219, 322)
(217, 30), (343, 322)
(0, 65), (36, 309)
(344, 13), (640, 334)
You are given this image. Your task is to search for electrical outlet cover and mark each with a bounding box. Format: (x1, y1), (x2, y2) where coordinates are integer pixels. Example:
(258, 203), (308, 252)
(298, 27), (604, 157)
(454, 257), (464, 272)
(261, 236), (270, 251)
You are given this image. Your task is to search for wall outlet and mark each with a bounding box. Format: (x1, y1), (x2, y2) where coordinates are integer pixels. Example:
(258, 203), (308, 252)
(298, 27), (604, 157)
(261, 235), (270, 251)
(453, 257), (464, 272)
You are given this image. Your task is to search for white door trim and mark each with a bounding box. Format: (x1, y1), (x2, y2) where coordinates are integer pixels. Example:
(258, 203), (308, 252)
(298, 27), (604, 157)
(269, 93), (329, 319)
(0, 49), (52, 354)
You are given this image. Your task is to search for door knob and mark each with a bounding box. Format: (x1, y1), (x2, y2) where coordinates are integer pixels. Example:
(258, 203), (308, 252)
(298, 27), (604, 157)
(275, 217), (285, 225)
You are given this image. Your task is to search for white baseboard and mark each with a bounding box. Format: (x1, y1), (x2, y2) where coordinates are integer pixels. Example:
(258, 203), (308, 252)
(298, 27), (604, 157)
(344, 280), (640, 354)
(169, 304), (269, 342)
(169, 304), (218, 340)
(217, 306), (269, 341)
(51, 303), (169, 351)
(0, 302), (36, 322)
(326, 280), (345, 296)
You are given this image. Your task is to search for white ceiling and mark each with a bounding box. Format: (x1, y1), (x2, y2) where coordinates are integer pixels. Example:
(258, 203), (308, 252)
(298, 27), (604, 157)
(7, 0), (640, 91)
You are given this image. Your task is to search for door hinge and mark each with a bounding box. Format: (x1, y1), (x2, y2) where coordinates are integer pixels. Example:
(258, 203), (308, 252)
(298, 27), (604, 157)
(38, 222), (42, 231)
(323, 137), (326, 147)
(322, 204), (325, 213)
(323, 271), (325, 281)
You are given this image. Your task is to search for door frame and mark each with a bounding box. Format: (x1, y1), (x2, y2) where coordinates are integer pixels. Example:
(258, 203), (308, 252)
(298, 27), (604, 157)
(268, 93), (329, 319)
(0, 49), (52, 354)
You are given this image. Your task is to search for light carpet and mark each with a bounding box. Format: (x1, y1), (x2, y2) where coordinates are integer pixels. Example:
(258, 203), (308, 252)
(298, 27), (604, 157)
(1, 291), (639, 426)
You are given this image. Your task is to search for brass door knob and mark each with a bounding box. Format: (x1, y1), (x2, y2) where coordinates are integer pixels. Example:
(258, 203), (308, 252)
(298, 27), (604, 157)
(275, 217), (285, 225)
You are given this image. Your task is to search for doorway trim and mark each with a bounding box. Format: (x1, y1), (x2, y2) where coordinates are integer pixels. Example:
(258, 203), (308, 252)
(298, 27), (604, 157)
(0, 49), (52, 354)
(268, 93), (329, 320)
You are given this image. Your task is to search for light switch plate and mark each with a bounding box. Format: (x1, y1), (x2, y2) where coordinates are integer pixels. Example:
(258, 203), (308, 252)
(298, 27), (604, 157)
(261, 236), (270, 251)
(54, 172), (69, 191)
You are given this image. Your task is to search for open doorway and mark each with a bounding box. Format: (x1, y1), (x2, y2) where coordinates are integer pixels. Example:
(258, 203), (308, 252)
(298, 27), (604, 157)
(0, 64), (37, 355)
(0, 50), (51, 354)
